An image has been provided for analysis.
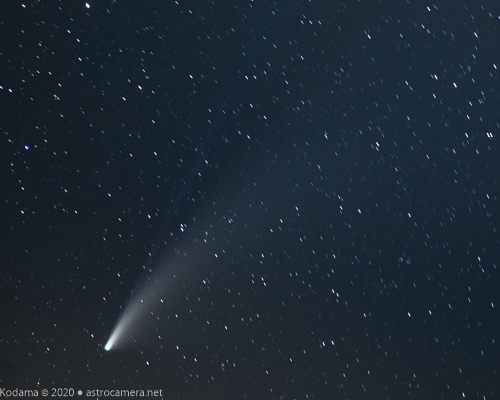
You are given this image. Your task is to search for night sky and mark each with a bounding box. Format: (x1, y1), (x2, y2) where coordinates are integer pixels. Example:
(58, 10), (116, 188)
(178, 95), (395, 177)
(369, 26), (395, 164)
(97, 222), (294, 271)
(1, 1), (499, 399)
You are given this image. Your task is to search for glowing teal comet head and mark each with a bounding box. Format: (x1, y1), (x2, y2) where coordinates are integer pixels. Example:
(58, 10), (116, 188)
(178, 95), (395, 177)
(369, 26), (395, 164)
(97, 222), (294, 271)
(104, 342), (112, 351)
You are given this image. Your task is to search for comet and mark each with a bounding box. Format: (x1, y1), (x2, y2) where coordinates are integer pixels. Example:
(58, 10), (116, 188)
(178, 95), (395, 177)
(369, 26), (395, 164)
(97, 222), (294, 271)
(103, 307), (134, 351)
(103, 89), (238, 352)
(103, 287), (152, 352)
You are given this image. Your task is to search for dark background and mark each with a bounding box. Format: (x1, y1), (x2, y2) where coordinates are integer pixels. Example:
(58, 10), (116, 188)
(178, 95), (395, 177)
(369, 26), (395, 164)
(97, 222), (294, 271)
(1, 0), (499, 399)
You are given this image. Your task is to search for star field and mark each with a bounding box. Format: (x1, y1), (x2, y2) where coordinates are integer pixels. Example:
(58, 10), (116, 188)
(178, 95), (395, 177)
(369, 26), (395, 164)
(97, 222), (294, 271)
(1, 1), (499, 399)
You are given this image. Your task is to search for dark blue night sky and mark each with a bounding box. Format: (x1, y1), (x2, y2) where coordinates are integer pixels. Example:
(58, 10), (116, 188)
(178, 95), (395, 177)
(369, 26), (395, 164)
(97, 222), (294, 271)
(1, 1), (499, 399)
